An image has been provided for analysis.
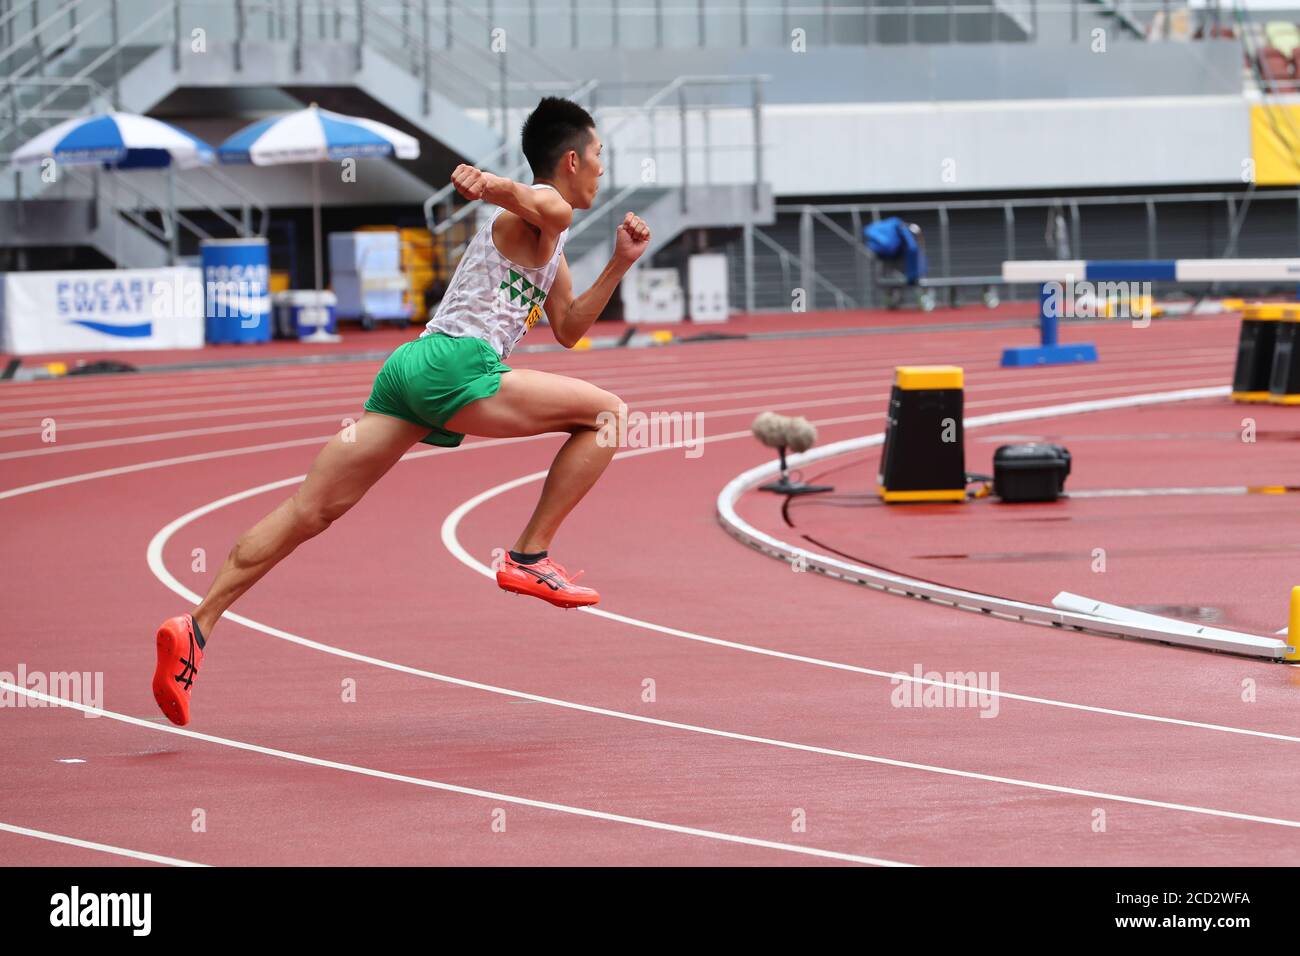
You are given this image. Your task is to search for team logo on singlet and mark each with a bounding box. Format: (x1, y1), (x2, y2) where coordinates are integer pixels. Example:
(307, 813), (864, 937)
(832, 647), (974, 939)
(500, 269), (547, 309)
(498, 269), (547, 333)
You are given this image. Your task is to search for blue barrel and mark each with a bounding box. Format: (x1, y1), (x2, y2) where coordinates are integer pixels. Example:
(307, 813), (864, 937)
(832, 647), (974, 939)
(200, 238), (271, 343)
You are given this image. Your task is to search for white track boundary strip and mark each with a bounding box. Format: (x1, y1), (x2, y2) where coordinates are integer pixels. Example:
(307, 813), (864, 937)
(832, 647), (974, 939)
(1053, 592), (1287, 649)
(716, 385), (1293, 661)
(0, 820), (207, 867)
(0, 682), (904, 866)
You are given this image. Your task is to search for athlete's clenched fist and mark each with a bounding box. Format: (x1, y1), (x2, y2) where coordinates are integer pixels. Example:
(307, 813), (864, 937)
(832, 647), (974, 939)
(451, 163), (494, 201)
(615, 212), (651, 263)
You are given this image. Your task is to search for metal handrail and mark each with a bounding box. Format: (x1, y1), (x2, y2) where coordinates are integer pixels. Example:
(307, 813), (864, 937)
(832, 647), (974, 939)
(424, 72), (767, 278)
(0, 75), (114, 138)
(806, 206), (877, 265)
(426, 73), (767, 241)
(21, 2), (172, 118)
(563, 179), (650, 243)
(752, 226), (855, 310)
(0, 0), (92, 67)
(562, 74), (768, 242)
(342, 1), (488, 98)
(443, 0), (576, 86)
(748, 187), (1300, 314)
(60, 164), (213, 250)
(774, 188), (1300, 216)
(343, 0), (578, 110)
(72, 164), (215, 242)
(195, 162), (269, 236)
(421, 76), (599, 235)
(172, 171), (259, 237)
(1, 7), (110, 94)
(3, 70), (260, 241)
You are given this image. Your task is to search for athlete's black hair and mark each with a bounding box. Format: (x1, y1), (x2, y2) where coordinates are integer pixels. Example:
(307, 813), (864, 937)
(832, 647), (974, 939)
(520, 97), (596, 178)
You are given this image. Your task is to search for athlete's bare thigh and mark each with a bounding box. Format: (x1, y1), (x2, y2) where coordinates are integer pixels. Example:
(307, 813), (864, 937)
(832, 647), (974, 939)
(294, 411), (429, 521)
(443, 368), (620, 439)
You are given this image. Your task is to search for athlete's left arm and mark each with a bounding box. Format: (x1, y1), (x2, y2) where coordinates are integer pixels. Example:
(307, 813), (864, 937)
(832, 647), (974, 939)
(545, 213), (651, 348)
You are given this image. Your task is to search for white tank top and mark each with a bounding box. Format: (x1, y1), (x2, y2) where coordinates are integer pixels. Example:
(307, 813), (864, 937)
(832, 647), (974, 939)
(422, 183), (569, 358)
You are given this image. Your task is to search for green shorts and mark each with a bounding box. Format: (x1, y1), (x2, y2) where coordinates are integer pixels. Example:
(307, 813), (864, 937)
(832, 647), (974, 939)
(363, 332), (512, 446)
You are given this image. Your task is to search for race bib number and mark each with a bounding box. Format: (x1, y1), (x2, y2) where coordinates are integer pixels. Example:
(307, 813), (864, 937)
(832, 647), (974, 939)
(526, 303), (544, 330)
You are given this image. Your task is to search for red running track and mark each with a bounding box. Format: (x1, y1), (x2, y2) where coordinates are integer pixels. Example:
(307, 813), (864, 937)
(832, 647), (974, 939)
(1, 311), (1299, 866)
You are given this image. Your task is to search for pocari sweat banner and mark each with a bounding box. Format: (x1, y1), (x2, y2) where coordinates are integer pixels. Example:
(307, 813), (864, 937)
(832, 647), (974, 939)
(0, 267), (204, 355)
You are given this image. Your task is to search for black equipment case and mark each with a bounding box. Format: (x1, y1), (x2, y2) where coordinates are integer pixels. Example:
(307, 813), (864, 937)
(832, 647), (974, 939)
(992, 443), (1072, 503)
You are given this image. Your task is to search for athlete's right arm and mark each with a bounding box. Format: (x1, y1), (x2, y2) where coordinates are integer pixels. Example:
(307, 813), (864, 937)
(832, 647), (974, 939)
(451, 164), (572, 236)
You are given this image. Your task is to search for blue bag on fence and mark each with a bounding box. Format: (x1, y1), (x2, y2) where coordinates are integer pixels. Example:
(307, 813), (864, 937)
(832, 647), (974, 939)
(864, 217), (927, 284)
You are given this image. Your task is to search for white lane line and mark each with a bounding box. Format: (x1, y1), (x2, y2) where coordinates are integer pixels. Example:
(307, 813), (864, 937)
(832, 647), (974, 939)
(143, 395), (1300, 829)
(0, 350), (906, 416)
(439, 387), (1300, 739)
(0, 431), (554, 501)
(0, 370), (1219, 500)
(0, 362), (925, 434)
(0, 350), (1229, 436)
(0, 414), (350, 461)
(0, 366), (392, 410)
(0, 356), (1227, 462)
(0, 394), (371, 437)
(0, 682), (903, 866)
(575, 607), (1300, 743)
(0, 329), (1160, 408)
(0, 347), (920, 417)
(0, 820), (207, 867)
(0, 380), (377, 422)
(0, 436), (333, 501)
(0, 334), (1237, 415)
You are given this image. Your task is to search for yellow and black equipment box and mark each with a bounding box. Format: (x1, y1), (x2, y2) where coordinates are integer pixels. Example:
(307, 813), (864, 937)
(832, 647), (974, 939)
(1268, 307), (1300, 405)
(878, 366), (966, 503)
(1232, 304), (1291, 403)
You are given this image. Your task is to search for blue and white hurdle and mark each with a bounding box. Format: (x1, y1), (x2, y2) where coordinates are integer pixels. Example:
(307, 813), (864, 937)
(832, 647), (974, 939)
(999, 258), (1300, 368)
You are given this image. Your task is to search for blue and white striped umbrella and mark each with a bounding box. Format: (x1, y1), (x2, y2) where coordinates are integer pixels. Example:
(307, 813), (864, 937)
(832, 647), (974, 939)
(217, 104), (419, 166)
(11, 111), (214, 169)
(217, 104), (420, 305)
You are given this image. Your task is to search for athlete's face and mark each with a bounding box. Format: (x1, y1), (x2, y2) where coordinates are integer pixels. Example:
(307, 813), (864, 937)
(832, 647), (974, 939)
(574, 131), (603, 209)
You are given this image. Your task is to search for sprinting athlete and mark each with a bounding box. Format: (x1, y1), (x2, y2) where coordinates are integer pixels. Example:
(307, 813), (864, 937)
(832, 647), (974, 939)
(152, 97), (650, 726)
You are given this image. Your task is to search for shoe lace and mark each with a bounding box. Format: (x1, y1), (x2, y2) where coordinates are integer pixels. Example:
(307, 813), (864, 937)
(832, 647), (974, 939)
(540, 558), (584, 585)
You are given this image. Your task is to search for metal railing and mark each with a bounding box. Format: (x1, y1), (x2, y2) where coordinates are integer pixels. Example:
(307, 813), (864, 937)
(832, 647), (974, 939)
(0, 0), (111, 95)
(566, 75), (767, 242)
(730, 188), (1300, 313)
(424, 74), (768, 276)
(2, 72), (268, 261)
(420, 77), (598, 242)
(4, 0), (587, 265)
(751, 225), (857, 311)
(326, 0), (1248, 48)
(0, 0), (1249, 75)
